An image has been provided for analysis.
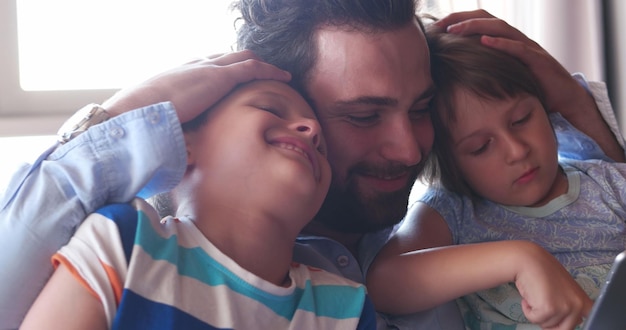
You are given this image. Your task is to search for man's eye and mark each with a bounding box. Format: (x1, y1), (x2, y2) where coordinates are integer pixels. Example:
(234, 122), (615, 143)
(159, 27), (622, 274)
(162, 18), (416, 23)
(409, 108), (430, 120)
(347, 114), (379, 125)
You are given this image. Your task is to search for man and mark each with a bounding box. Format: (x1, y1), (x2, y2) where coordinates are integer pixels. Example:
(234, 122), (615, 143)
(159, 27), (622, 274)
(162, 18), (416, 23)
(0, 1), (622, 329)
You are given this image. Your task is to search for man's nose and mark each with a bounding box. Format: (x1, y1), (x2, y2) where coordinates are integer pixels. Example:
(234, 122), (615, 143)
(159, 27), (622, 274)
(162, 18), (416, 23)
(379, 117), (427, 166)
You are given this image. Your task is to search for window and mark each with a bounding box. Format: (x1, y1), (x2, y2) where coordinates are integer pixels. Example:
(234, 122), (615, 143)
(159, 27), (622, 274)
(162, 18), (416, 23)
(0, 0), (238, 136)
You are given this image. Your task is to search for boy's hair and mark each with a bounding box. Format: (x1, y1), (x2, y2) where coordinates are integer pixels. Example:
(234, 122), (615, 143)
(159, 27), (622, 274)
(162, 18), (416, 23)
(232, 0), (421, 98)
(422, 27), (547, 197)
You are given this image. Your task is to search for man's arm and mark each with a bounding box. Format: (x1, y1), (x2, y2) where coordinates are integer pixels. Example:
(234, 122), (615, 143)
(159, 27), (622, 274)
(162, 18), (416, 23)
(0, 104), (186, 329)
(435, 9), (625, 162)
(0, 50), (290, 329)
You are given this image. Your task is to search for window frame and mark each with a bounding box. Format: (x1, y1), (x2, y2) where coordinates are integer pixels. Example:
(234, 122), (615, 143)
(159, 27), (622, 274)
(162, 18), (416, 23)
(0, 0), (118, 136)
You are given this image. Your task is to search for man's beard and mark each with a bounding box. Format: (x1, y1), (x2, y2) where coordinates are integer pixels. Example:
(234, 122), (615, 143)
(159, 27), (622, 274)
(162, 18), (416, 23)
(313, 162), (421, 234)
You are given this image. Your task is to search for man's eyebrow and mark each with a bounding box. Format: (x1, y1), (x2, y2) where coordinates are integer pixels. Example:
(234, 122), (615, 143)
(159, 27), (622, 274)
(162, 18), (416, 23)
(334, 96), (398, 107)
(333, 85), (437, 108)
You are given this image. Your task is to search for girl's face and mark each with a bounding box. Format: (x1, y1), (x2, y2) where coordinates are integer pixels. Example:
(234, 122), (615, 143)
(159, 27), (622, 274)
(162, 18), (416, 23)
(185, 80), (331, 223)
(446, 88), (567, 207)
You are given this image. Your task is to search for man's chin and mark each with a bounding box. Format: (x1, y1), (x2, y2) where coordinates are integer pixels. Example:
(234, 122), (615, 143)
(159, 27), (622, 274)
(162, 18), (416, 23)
(314, 184), (411, 234)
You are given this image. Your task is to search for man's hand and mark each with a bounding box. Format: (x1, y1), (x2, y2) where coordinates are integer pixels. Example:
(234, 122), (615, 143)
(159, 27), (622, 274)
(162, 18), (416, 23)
(435, 9), (625, 161)
(103, 50), (291, 123)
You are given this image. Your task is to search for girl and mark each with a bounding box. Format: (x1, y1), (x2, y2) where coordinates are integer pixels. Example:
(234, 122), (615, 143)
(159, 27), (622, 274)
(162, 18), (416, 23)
(367, 29), (625, 330)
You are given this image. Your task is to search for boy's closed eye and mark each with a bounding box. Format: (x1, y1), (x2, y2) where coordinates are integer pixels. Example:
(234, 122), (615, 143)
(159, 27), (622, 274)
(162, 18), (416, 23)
(254, 104), (282, 116)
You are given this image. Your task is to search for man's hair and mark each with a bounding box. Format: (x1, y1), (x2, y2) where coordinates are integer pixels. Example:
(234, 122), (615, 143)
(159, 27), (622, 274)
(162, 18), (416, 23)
(422, 27), (547, 197)
(232, 0), (420, 96)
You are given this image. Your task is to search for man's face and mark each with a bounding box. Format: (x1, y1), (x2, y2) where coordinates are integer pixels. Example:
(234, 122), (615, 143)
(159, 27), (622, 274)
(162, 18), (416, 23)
(306, 20), (434, 233)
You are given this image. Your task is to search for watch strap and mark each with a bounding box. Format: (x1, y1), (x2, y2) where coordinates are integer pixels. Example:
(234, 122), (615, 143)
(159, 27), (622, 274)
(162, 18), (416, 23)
(57, 104), (110, 144)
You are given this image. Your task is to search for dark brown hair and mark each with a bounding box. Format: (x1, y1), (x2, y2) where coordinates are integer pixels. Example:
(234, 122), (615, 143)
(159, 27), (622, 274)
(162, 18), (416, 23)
(232, 0), (421, 98)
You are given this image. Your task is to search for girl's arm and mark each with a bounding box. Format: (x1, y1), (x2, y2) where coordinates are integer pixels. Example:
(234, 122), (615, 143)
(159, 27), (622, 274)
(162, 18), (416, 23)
(20, 265), (107, 330)
(366, 202), (592, 329)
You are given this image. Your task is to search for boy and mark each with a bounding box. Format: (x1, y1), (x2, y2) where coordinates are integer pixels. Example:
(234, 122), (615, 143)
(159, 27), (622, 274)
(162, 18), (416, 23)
(21, 80), (376, 329)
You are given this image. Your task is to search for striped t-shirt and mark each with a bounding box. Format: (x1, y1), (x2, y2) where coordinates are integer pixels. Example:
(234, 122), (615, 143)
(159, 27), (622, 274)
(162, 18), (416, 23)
(54, 198), (376, 329)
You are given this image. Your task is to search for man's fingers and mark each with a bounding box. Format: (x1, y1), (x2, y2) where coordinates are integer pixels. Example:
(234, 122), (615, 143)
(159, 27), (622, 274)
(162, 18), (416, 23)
(447, 18), (527, 42)
(224, 59), (292, 82)
(434, 9), (495, 28)
(185, 50), (260, 66)
(202, 49), (261, 65)
(480, 36), (532, 60)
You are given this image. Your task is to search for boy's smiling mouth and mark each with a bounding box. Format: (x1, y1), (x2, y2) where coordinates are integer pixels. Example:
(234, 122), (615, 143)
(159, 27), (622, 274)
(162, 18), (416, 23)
(271, 138), (320, 181)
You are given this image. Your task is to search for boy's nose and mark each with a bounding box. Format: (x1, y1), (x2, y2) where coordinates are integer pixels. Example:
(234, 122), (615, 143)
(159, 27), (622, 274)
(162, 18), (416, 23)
(293, 118), (322, 148)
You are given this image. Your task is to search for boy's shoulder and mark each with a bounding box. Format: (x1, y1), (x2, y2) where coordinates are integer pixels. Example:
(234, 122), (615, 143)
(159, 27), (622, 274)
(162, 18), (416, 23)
(93, 197), (159, 223)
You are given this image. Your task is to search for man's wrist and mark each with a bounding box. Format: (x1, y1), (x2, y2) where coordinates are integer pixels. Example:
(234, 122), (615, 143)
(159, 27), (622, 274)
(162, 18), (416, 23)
(57, 104), (110, 144)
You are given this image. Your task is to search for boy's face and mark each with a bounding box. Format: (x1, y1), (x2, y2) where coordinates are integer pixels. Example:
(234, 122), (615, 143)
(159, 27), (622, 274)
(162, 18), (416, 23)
(446, 88), (566, 207)
(305, 20), (435, 232)
(185, 80), (331, 223)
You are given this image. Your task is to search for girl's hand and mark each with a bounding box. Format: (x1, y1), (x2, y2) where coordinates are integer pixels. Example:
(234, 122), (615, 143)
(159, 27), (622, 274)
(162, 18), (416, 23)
(513, 243), (593, 329)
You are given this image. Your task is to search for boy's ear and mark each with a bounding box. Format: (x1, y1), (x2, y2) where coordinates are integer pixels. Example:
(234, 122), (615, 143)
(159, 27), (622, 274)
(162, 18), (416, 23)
(183, 133), (196, 166)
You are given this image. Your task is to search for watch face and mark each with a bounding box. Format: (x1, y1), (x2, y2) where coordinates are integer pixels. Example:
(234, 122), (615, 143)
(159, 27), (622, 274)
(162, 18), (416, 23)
(57, 104), (109, 143)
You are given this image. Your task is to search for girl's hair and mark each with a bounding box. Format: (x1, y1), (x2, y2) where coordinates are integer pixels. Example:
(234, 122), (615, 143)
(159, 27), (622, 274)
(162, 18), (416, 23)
(422, 26), (547, 197)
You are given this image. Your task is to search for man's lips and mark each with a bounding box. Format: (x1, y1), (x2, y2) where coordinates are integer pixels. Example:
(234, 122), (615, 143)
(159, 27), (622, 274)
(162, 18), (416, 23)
(271, 137), (319, 180)
(357, 171), (411, 193)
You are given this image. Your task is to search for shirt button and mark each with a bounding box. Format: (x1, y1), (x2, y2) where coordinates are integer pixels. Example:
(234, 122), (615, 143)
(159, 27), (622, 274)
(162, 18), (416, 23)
(110, 127), (125, 139)
(147, 111), (161, 124)
(336, 255), (350, 267)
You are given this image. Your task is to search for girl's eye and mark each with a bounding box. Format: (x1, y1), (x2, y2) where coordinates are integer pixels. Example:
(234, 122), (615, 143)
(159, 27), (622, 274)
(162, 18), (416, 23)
(512, 112), (531, 126)
(470, 139), (492, 156)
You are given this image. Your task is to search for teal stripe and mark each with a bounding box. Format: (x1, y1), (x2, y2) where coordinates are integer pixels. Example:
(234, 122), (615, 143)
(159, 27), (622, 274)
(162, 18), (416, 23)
(133, 212), (365, 320)
(296, 281), (367, 318)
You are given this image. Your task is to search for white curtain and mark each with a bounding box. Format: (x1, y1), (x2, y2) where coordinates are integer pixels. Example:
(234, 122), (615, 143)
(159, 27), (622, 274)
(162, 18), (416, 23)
(423, 0), (604, 80)
(606, 0), (626, 134)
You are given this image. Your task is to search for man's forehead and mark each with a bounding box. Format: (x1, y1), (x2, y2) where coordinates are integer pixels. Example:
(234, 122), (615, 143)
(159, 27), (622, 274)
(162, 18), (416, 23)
(308, 24), (430, 100)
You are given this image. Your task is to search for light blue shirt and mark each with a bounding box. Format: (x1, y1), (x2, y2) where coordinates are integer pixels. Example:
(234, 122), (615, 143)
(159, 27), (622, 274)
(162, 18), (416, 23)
(0, 75), (620, 330)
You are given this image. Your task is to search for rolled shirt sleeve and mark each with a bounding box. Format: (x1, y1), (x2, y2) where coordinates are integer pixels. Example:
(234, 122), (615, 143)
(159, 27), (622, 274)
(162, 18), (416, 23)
(0, 102), (186, 329)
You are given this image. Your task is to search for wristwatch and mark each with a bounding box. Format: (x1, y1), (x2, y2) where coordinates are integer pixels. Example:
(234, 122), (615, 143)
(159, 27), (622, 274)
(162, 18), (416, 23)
(57, 103), (110, 144)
